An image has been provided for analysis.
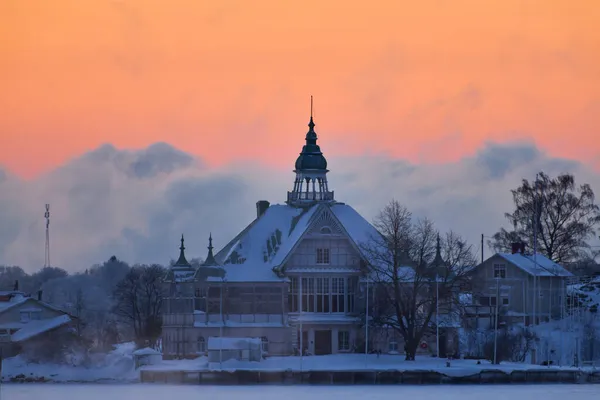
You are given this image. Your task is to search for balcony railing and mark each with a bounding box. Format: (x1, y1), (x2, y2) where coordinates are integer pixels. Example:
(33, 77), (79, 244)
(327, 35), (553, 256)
(287, 191), (334, 203)
(194, 313), (286, 326)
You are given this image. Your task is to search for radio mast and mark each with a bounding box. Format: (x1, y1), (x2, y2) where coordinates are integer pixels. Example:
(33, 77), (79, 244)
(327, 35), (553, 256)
(44, 204), (51, 268)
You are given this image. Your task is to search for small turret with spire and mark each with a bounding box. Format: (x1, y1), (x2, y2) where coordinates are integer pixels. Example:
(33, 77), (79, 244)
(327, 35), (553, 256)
(202, 233), (218, 266)
(287, 96), (334, 206)
(432, 233), (444, 267)
(173, 234), (191, 267)
(430, 233), (448, 278)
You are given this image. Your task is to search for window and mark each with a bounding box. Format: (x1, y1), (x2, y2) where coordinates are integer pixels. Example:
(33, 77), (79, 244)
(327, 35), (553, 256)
(197, 337), (206, 354)
(347, 277), (356, 313)
(20, 311), (30, 323)
(389, 340), (399, 353)
(302, 278), (315, 312)
(332, 278), (345, 312)
(296, 277), (352, 314)
(502, 297), (509, 306)
(493, 264), (506, 279)
(316, 278), (325, 312)
(261, 336), (269, 353)
(320, 226), (332, 235)
(316, 248), (330, 265)
(289, 277), (299, 312)
(194, 286), (207, 312)
(489, 297), (497, 306)
(195, 287), (207, 298)
(338, 331), (350, 351)
(207, 287), (222, 313)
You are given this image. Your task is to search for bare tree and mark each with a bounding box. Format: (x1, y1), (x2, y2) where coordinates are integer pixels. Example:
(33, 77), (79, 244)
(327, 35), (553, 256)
(75, 288), (85, 336)
(362, 199), (475, 360)
(490, 172), (600, 263)
(113, 264), (165, 347)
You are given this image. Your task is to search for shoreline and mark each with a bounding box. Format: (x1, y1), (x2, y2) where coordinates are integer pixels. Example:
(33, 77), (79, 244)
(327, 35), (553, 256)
(139, 368), (600, 385)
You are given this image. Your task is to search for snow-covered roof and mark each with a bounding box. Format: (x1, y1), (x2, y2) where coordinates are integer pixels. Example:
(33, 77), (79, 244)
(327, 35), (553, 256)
(0, 290), (28, 297)
(496, 252), (573, 277)
(0, 295), (28, 313)
(293, 313), (360, 324)
(194, 321), (287, 328)
(210, 202), (380, 282)
(330, 204), (381, 256)
(132, 347), (162, 356)
(207, 336), (262, 351)
(170, 268), (196, 283)
(11, 314), (72, 343)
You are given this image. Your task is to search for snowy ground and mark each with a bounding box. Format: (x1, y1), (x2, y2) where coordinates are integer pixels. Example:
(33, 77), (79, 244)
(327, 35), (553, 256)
(1, 342), (139, 383)
(3, 346), (597, 383)
(142, 353), (593, 377)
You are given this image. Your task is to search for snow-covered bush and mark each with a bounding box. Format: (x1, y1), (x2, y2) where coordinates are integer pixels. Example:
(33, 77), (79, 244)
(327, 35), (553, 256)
(481, 327), (537, 363)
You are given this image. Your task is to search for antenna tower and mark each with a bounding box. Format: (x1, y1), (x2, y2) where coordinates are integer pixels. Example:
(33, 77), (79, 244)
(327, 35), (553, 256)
(44, 204), (51, 268)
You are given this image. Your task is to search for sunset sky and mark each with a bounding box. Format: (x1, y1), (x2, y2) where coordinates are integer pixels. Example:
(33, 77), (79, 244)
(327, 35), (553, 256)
(1, 0), (599, 179)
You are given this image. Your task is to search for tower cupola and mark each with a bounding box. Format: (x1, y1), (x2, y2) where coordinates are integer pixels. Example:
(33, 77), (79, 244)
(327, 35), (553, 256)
(287, 97), (334, 206)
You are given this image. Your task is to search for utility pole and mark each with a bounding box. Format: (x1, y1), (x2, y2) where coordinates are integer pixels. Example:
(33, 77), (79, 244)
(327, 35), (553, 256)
(219, 279), (224, 369)
(481, 234), (484, 264)
(533, 173), (539, 327)
(44, 204), (51, 268)
(493, 277), (500, 364)
(365, 276), (369, 367)
(436, 274), (440, 358)
(299, 278), (303, 371)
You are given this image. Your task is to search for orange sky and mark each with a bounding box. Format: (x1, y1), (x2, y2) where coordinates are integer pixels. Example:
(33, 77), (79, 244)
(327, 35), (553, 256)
(1, 0), (599, 179)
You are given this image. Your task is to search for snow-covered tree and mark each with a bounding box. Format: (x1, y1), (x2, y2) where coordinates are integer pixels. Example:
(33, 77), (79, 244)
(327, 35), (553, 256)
(490, 172), (600, 264)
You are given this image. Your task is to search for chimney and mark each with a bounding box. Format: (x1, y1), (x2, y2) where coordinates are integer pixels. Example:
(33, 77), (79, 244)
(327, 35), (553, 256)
(256, 200), (270, 218)
(520, 242), (526, 255)
(511, 242), (521, 254)
(37, 290), (43, 301)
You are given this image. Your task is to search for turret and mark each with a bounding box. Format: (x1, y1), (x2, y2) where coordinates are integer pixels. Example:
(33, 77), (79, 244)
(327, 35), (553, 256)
(287, 97), (334, 206)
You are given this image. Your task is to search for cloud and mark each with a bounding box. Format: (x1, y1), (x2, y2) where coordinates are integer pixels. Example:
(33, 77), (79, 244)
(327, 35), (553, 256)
(1, 141), (599, 272)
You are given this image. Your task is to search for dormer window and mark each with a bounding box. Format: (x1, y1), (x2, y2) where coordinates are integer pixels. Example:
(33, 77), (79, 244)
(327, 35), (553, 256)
(493, 264), (506, 279)
(316, 248), (330, 265)
(320, 226), (332, 235)
(20, 310), (41, 323)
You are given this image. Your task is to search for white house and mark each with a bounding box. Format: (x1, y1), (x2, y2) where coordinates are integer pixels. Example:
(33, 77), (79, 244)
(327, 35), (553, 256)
(162, 107), (394, 359)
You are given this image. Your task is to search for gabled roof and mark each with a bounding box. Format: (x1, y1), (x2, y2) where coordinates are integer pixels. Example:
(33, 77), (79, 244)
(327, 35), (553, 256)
(0, 296), (73, 317)
(330, 203), (382, 260)
(11, 314), (72, 343)
(494, 252), (573, 277)
(211, 202), (381, 282)
(0, 293), (28, 313)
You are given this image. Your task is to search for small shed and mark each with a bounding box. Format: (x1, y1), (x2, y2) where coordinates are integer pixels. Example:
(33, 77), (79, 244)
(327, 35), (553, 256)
(132, 347), (162, 369)
(207, 337), (262, 363)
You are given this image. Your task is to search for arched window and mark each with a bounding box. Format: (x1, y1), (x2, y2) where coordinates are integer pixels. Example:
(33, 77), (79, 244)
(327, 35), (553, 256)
(197, 336), (206, 354)
(320, 226), (332, 235)
(261, 336), (269, 354)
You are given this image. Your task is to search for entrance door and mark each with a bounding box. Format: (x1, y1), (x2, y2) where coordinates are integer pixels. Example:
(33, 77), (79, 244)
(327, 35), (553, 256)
(314, 330), (332, 355)
(438, 330), (447, 357)
(301, 331), (309, 355)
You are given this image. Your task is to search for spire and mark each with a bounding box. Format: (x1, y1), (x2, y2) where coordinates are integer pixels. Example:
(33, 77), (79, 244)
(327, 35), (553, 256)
(174, 234), (190, 266)
(432, 232), (445, 267)
(203, 233), (218, 266)
(294, 96), (327, 171)
(308, 95), (315, 132)
(287, 96), (334, 205)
